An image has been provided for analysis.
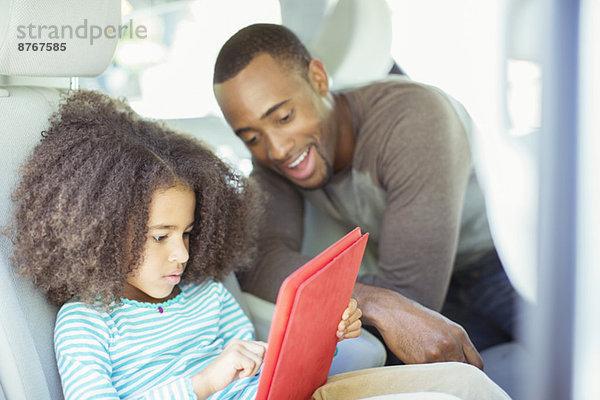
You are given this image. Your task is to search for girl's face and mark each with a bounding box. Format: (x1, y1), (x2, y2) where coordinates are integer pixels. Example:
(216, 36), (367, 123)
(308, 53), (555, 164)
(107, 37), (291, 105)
(122, 184), (196, 303)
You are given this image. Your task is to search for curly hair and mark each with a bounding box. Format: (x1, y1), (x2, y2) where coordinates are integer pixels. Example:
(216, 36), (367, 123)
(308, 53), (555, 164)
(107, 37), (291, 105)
(9, 90), (262, 308)
(213, 23), (312, 84)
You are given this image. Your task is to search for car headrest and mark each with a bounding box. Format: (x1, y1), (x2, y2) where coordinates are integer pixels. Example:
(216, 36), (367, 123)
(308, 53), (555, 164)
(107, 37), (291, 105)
(0, 0), (120, 77)
(308, 0), (393, 89)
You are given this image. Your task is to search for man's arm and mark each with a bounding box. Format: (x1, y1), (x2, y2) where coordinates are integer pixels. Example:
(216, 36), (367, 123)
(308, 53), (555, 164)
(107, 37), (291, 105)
(244, 160), (482, 368)
(357, 84), (472, 311)
(347, 82), (483, 366)
(353, 282), (483, 368)
(237, 162), (312, 302)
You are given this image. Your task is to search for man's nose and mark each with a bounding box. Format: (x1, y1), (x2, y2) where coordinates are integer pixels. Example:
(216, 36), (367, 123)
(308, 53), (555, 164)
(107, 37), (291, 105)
(266, 131), (295, 162)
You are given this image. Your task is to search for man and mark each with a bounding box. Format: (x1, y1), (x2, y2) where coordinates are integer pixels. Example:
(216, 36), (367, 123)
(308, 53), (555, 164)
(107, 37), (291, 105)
(213, 23), (518, 367)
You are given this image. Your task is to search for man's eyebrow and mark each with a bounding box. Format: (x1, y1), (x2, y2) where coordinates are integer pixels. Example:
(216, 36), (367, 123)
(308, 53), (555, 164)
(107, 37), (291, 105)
(261, 99), (291, 120)
(233, 99), (291, 136)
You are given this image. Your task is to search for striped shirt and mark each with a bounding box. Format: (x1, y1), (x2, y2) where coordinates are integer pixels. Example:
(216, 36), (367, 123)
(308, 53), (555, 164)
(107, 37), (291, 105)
(54, 280), (259, 400)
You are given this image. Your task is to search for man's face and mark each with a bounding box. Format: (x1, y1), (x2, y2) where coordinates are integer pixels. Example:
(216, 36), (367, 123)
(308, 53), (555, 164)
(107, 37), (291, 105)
(214, 53), (336, 190)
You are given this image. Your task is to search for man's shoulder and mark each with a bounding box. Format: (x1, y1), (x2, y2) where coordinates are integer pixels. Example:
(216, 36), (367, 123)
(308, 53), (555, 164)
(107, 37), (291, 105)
(342, 77), (473, 184)
(341, 76), (446, 105)
(344, 77), (468, 140)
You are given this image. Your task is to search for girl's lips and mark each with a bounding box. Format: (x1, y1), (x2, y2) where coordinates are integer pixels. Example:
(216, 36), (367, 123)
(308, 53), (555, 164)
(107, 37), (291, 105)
(164, 274), (181, 285)
(282, 145), (315, 181)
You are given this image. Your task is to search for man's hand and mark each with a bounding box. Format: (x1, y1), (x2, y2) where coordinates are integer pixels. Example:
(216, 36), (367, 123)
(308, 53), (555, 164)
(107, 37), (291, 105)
(191, 339), (267, 399)
(353, 283), (483, 369)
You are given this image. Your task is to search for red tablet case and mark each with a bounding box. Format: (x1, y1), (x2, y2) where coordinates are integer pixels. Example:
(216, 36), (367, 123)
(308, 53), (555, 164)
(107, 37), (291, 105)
(255, 227), (369, 400)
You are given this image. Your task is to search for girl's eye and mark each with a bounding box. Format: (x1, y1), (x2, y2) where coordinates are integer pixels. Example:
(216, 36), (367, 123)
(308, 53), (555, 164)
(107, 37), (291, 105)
(153, 235), (167, 242)
(183, 231), (192, 239)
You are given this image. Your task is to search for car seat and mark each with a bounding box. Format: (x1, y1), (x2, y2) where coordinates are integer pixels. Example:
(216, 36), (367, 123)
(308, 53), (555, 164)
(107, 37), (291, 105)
(0, 1), (119, 398)
(0, 2), (388, 399)
(281, 0), (394, 90)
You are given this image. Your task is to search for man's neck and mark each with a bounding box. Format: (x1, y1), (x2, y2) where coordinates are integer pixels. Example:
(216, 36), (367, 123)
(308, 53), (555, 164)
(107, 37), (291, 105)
(332, 93), (355, 173)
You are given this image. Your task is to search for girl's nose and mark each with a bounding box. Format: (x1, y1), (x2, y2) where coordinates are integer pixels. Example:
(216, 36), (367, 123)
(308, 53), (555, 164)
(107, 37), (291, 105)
(168, 237), (189, 264)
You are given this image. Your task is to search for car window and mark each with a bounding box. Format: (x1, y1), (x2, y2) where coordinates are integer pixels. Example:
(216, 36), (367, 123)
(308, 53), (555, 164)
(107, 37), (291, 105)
(80, 0), (281, 119)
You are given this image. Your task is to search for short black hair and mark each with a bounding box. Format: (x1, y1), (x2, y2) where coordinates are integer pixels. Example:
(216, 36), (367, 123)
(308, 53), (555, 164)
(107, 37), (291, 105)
(213, 23), (312, 84)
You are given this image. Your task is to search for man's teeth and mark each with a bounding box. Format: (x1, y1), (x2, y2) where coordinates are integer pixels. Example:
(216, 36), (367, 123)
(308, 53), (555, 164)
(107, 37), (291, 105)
(288, 148), (309, 169)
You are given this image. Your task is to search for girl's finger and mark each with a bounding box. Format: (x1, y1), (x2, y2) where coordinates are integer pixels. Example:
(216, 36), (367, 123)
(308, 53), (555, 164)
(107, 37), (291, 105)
(242, 340), (268, 356)
(342, 298), (358, 320)
(237, 348), (264, 377)
(345, 319), (362, 334)
(345, 308), (362, 324)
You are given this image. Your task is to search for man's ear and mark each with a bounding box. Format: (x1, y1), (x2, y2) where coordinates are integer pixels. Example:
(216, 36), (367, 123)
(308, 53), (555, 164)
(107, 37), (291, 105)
(307, 59), (330, 96)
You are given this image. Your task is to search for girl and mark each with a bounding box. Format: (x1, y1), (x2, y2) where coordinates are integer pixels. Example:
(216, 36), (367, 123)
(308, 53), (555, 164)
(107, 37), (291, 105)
(9, 90), (361, 400)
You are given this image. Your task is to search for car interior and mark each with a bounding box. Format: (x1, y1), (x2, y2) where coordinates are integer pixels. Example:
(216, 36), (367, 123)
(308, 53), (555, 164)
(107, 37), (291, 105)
(1, 0), (596, 399)
(0, 1), (393, 398)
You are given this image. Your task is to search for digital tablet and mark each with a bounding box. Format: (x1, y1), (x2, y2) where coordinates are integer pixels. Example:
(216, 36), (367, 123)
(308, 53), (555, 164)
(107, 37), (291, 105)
(255, 227), (369, 400)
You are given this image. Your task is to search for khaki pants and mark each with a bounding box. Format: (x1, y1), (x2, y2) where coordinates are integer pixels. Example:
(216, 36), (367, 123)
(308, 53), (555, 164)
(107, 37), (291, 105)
(312, 362), (511, 400)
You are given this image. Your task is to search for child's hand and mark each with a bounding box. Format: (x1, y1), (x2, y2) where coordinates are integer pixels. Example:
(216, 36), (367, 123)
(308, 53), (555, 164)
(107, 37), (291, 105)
(191, 339), (267, 399)
(337, 298), (362, 341)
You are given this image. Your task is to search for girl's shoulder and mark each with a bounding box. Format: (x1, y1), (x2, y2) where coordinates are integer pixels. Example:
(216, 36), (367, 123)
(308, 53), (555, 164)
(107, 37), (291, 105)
(180, 279), (240, 309)
(181, 278), (227, 296)
(54, 301), (113, 344)
(56, 301), (110, 321)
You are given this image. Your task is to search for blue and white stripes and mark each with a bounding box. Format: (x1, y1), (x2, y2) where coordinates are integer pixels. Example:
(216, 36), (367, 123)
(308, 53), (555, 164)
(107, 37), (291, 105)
(55, 280), (259, 400)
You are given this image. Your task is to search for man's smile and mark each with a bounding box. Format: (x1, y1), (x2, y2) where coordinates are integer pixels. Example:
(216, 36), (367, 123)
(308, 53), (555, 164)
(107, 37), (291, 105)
(280, 145), (317, 181)
(287, 147), (310, 169)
